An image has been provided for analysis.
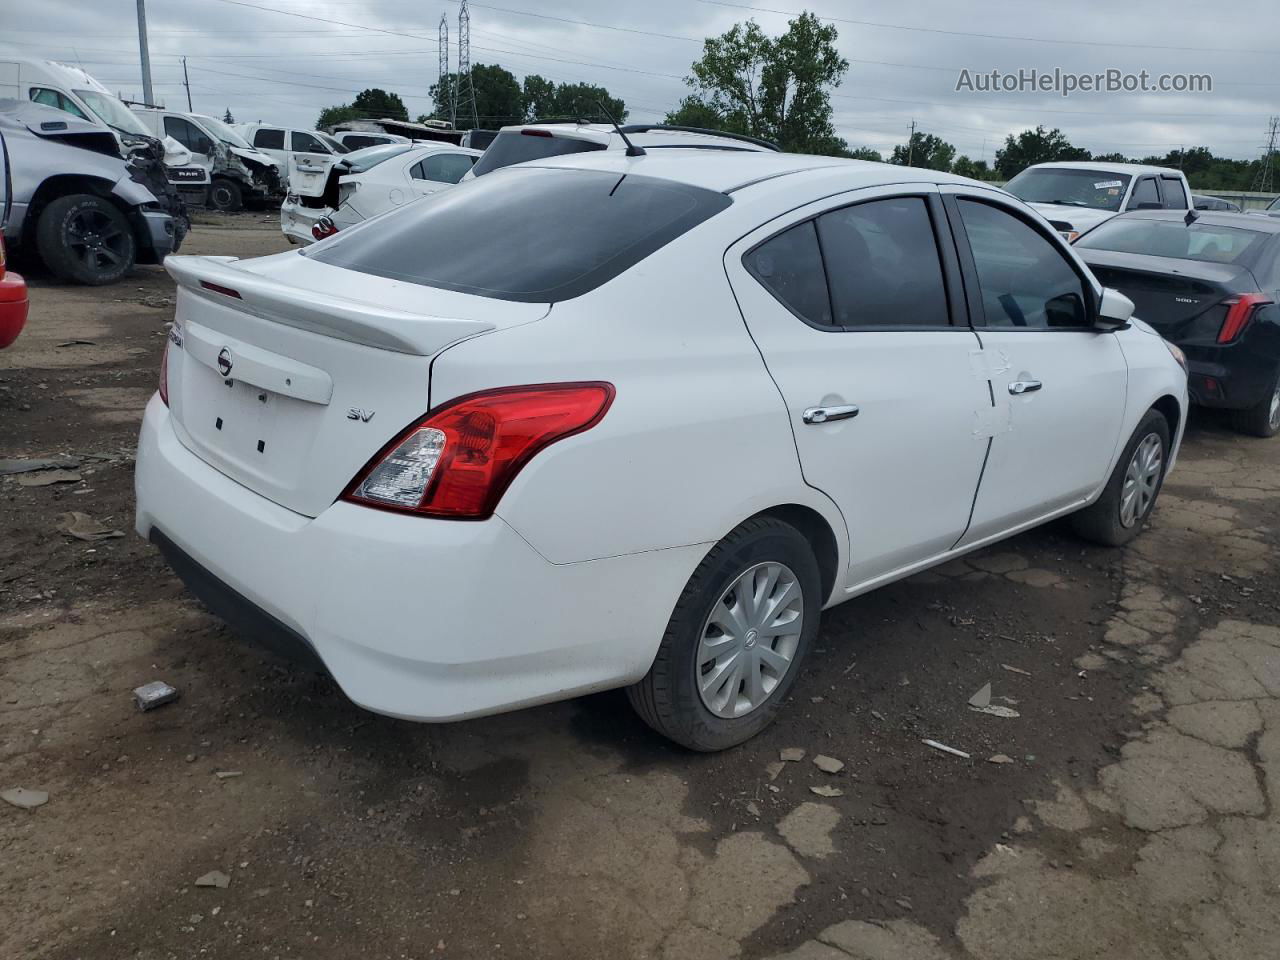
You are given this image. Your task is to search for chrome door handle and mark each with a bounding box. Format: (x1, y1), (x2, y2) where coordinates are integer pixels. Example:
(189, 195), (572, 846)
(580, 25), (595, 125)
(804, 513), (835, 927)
(1008, 380), (1043, 395)
(802, 404), (859, 424)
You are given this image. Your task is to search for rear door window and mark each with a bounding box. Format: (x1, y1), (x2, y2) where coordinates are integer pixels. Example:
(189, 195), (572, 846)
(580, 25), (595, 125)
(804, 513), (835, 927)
(817, 197), (950, 328)
(416, 153), (477, 183)
(1129, 177), (1160, 209)
(308, 168), (731, 302)
(744, 222), (832, 327)
(471, 130), (605, 177)
(254, 128), (285, 150)
(1160, 176), (1188, 210)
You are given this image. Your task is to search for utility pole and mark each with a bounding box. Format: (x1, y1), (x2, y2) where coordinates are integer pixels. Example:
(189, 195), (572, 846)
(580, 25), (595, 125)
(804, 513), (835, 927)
(1252, 116), (1278, 194)
(182, 56), (192, 111)
(439, 14), (451, 125)
(455, 0), (479, 131)
(906, 119), (916, 166)
(135, 0), (154, 106)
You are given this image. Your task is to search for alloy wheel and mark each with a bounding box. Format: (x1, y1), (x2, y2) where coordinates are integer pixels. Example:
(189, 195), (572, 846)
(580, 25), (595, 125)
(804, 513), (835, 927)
(696, 561), (804, 718)
(1269, 381), (1280, 432)
(1119, 432), (1163, 528)
(65, 209), (127, 276)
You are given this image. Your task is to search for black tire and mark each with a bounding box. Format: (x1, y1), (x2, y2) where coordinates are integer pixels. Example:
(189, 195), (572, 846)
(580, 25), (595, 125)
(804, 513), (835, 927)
(208, 178), (244, 212)
(1071, 409), (1171, 547)
(627, 516), (822, 752)
(35, 194), (136, 286)
(1230, 369), (1280, 438)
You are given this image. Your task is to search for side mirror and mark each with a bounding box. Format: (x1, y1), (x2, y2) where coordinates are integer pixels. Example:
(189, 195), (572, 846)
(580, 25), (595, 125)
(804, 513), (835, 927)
(1096, 287), (1134, 330)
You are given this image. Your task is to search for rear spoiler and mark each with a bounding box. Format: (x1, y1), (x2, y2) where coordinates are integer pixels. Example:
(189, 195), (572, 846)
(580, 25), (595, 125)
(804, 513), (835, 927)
(165, 256), (495, 356)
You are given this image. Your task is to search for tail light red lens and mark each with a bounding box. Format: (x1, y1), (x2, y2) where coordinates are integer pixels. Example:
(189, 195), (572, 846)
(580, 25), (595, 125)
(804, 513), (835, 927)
(343, 382), (615, 519)
(1217, 293), (1273, 344)
(0, 233), (7, 280)
(158, 338), (170, 406)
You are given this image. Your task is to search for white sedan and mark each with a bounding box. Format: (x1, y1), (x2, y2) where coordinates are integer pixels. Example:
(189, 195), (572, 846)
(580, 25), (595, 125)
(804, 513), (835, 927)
(137, 150), (1188, 750)
(280, 143), (480, 245)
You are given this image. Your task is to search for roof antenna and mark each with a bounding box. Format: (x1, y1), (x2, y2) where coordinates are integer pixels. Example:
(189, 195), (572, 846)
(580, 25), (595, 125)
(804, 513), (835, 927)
(596, 100), (645, 157)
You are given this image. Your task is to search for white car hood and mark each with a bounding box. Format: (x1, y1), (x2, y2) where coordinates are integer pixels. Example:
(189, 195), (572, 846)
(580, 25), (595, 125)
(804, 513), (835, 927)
(1026, 203), (1117, 235)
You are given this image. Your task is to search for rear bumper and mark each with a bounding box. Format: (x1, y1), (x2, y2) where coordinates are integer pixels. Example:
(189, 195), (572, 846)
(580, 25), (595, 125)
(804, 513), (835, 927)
(134, 395), (701, 721)
(1184, 339), (1280, 409)
(0, 271), (29, 349)
(279, 199), (323, 245)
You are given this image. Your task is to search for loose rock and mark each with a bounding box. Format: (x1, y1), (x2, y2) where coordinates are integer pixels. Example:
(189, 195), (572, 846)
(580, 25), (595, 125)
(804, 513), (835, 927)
(813, 755), (845, 774)
(194, 871), (230, 889)
(780, 747), (806, 762)
(1, 787), (49, 809)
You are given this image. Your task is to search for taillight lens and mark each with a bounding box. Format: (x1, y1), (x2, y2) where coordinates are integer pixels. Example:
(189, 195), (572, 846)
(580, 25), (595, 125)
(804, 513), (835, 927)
(0, 233), (7, 280)
(1217, 293), (1273, 344)
(158, 337), (170, 406)
(343, 382), (615, 519)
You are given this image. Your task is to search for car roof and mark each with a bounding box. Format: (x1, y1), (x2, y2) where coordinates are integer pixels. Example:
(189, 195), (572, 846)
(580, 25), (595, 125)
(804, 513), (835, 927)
(1025, 161), (1184, 177)
(516, 148), (980, 195)
(494, 122), (776, 152)
(1107, 208), (1280, 233)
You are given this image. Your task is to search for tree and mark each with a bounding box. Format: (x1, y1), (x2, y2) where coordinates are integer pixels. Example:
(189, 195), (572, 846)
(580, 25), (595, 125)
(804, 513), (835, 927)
(522, 74), (556, 121)
(681, 13), (849, 154)
(994, 126), (1090, 179)
(664, 95), (736, 131)
(1093, 152), (1130, 164)
(222, 108), (235, 124)
(889, 131), (955, 171)
(429, 64), (525, 129)
(951, 155), (991, 180)
(316, 88), (408, 130)
(844, 146), (882, 162)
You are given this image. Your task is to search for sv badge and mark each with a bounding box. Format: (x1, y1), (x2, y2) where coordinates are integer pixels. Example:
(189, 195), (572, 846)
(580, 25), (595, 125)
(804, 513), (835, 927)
(347, 408), (376, 423)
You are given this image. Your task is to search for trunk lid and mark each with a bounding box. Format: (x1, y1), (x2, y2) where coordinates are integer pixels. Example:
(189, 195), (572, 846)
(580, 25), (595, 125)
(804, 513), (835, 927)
(1079, 249), (1256, 338)
(164, 253), (547, 517)
(288, 153), (334, 200)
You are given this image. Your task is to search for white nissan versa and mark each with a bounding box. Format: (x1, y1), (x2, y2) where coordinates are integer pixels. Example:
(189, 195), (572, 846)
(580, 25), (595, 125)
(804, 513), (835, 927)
(135, 150), (1189, 751)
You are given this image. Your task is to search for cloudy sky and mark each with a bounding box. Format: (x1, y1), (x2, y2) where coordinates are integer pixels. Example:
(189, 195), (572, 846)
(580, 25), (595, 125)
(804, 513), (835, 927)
(4, 0), (1278, 161)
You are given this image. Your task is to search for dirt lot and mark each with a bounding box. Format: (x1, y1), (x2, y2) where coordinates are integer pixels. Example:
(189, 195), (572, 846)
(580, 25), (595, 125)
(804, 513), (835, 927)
(2, 214), (1279, 960)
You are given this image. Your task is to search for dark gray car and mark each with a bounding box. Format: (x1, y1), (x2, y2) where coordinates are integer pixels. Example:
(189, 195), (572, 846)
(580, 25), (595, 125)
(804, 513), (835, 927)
(0, 99), (182, 284)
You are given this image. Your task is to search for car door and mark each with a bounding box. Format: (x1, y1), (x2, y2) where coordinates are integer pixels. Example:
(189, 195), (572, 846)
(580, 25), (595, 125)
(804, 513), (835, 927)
(942, 187), (1128, 544)
(249, 126), (287, 167)
(1159, 175), (1189, 210)
(725, 185), (991, 588)
(1127, 175), (1161, 211)
(409, 152), (477, 197)
(290, 130), (330, 169)
(163, 115), (215, 171)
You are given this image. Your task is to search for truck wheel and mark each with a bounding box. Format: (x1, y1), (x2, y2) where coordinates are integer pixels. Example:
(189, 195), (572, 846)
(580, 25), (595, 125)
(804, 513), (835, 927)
(35, 194), (136, 286)
(1230, 369), (1280, 438)
(209, 179), (243, 212)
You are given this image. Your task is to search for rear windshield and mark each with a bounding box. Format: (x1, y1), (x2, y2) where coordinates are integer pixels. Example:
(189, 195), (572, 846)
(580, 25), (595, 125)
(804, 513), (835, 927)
(471, 130), (605, 177)
(1076, 217), (1264, 264)
(307, 167), (731, 302)
(339, 143), (413, 172)
(1004, 168), (1133, 212)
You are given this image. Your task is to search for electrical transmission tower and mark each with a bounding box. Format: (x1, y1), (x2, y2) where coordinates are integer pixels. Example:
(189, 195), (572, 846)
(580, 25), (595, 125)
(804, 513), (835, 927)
(454, 0), (479, 131)
(438, 13), (451, 124)
(1252, 116), (1278, 193)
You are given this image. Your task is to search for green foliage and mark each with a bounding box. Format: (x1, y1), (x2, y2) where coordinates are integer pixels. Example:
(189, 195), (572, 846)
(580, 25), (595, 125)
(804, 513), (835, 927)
(844, 146), (882, 162)
(222, 108), (234, 124)
(994, 126), (1090, 179)
(951, 155), (993, 180)
(682, 13), (849, 154)
(521, 74), (557, 122)
(316, 88), (408, 130)
(425, 67), (625, 129)
(889, 131), (955, 171)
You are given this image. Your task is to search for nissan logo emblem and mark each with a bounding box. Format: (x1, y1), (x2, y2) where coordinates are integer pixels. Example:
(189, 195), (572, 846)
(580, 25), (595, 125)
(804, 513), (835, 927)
(217, 347), (233, 377)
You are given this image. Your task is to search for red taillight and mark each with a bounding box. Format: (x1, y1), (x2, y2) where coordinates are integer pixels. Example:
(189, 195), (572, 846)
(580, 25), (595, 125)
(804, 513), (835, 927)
(1217, 293), (1273, 344)
(520, 129), (554, 138)
(200, 280), (242, 299)
(158, 337), (170, 406)
(343, 382), (615, 519)
(312, 217), (338, 240)
(0, 234), (7, 280)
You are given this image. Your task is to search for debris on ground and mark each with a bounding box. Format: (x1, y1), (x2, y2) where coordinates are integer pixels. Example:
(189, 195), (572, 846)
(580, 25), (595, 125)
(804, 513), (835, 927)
(16, 469), (81, 487)
(59, 511), (125, 541)
(971, 704), (1021, 719)
(1001, 663), (1032, 676)
(809, 785), (844, 798)
(1, 787), (50, 809)
(987, 754), (1016, 764)
(780, 747), (806, 762)
(968, 682), (992, 708)
(55, 340), (96, 348)
(764, 761), (785, 781)
(194, 871), (231, 889)
(0, 457), (80, 475)
(132, 681), (180, 711)
(214, 770), (244, 780)
(922, 739), (971, 759)
(813, 755), (845, 774)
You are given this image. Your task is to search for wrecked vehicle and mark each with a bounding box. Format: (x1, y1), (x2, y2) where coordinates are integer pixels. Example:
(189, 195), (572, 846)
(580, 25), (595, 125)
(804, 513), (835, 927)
(0, 58), (208, 208)
(280, 142), (478, 245)
(0, 99), (181, 285)
(132, 107), (284, 212)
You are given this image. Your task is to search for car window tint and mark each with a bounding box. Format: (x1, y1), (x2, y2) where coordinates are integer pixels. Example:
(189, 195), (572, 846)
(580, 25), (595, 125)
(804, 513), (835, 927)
(471, 131), (605, 177)
(308, 168), (732, 302)
(343, 135), (385, 150)
(744, 222), (832, 327)
(958, 199), (1089, 329)
(816, 197), (949, 328)
(163, 116), (209, 153)
(30, 88), (89, 121)
(1076, 217), (1264, 265)
(254, 128), (285, 150)
(423, 152), (477, 184)
(1130, 177), (1160, 208)
(291, 131), (324, 153)
(1160, 177), (1188, 210)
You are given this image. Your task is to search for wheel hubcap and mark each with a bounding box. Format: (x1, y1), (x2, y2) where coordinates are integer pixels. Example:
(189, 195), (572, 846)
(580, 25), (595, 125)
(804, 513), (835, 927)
(1120, 432), (1163, 528)
(1268, 382), (1280, 431)
(696, 562), (804, 719)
